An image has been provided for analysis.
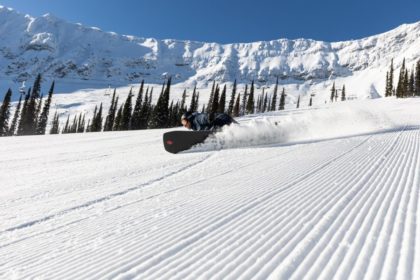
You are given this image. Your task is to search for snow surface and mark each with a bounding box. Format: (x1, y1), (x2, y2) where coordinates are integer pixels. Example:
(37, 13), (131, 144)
(1, 97), (420, 279)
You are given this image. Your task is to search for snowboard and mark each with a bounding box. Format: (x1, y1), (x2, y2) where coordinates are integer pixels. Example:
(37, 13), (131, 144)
(163, 130), (213, 154)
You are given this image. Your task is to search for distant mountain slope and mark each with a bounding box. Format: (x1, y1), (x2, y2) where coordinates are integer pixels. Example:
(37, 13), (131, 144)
(0, 5), (419, 98)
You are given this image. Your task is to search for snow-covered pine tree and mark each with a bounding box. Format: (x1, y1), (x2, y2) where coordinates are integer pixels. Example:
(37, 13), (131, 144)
(17, 89), (30, 135)
(104, 89), (117, 131)
(279, 87), (286, 110)
(207, 81), (215, 114)
(112, 103), (124, 131)
(396, 58), (406, 98)
(218, 85), (226, 113)
(341, 85), (346, 101)
(416, 60), (420, 96)
(0, 89), (12, 136)
(8, 94), (22, 136)
(385, 71), (390, 97)
(120, 88), (133, 130)
(271, 77), (279, 111)
(246, 81), (255, 115)
(49, 111), (60, 134)
(189, 87), (196, 112)
(241, 84), (248, 116)
(227, 79), (237, 115)
(233, 93), (240, 117)
(262, 91), (268, 112)
(409, 70), (415, 97)
(330, 82), (336, 102)
(149, 78), (171, 128)
(36, 81), (55, 135)
(62, 115), (70, 134)
(130, 81), (144, 130)
(211, 84), (220, 116)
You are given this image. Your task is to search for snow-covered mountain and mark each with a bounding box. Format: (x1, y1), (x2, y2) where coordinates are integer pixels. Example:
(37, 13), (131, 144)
(0, 5), (419, 100)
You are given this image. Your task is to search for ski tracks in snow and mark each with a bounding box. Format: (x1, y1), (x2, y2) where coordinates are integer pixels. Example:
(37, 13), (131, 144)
(1, 126), (419, 279)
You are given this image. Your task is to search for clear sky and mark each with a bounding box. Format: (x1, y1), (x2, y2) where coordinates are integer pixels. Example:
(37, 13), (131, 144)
(0, 0), (419, 43)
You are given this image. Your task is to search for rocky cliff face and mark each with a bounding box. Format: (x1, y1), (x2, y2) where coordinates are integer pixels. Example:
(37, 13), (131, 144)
(0, 6), (419, 100)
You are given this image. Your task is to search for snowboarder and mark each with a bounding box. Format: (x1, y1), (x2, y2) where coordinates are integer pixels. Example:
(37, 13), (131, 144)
(181, 111), (237, 131)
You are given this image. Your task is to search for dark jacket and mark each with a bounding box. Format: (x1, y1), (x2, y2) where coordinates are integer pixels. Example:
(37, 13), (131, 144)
(187, 112), (236, 131)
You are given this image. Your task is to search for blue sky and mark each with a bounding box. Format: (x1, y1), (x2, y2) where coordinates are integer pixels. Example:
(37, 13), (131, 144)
(0, 0), (419, 43)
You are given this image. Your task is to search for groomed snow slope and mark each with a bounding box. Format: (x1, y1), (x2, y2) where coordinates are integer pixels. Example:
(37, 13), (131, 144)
(1, 98), (420, 279)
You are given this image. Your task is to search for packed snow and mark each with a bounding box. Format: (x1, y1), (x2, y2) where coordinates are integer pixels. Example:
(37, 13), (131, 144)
(1, 97), (419, 279)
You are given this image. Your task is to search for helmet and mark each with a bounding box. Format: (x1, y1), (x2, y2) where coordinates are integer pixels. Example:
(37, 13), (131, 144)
(181, 111), (193, 121)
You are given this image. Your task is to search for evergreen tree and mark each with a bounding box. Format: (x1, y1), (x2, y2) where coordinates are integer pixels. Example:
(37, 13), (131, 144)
(70, 115), (78, 133)
(35, 94), (43, 126)
(62, 115), (70, 134)
(246, 81), (255, 114)
(296, 95), (300, 109)
(0, 89), (12, 136)
(271, 77), (279, 111)
(416, 60), (420, 96)
(385, 59), (395, 97)
(194, 92), (200, 112)
(341, 85), (346, 101)
(262, 91), (268, 112)
(233, 93), (240, 117)
(25, 74), (42, 134)
(218, 85), (226, 113)
(9, 94), (22, 136)
(18, 74), (43, 135)
(93, 103), (103, 132)
(50, 111), (60, 134)
(408, 70), (415, 97)
(17, 89), (31, 135)
(385, 71), (390, 97)
(207, 81), (216, 113)
(403, 69), (409, 98)
(330, 82), (336, 102)
(241, 84), (248, 116)
(130, 82), (144, 130)
(180, 88), (187, 112)
(104, 89), (117, 131)
(210, 85), (220, 115)
(256, 94), (262, 113)
(141, 88), (153, 129)
(36, 81), (55, 135)
(396, 58), (406, 98)
(113, 104), (123, 131)
(227, 79), (237, 115)
(78, 114), (86, 133)
(279, 87), (286, 110)
(121, 89), (133, 130)
(149, 78), (171, 128)
(390, 59), (394, 96)
(189, 87), (197, 112)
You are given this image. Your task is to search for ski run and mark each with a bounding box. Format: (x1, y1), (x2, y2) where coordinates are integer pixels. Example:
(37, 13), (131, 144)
(1, 97), (420, 280)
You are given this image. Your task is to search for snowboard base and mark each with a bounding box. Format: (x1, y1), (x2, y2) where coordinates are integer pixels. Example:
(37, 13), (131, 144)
(163, 130), (213, 154)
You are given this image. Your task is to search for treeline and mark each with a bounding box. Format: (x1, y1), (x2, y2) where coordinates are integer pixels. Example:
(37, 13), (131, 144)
(0, 74), (55, 137)
(329, 82), (347, 102)
(53, 77), (296, 135)
(1, 75), (320, 137)
(385, 58), (420, 98)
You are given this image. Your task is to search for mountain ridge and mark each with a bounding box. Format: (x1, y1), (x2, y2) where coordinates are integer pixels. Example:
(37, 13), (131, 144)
(0, 5), (419, 99)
